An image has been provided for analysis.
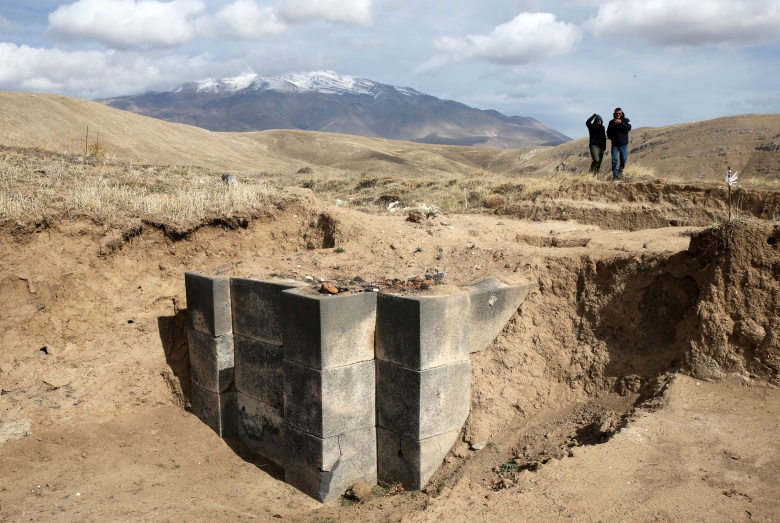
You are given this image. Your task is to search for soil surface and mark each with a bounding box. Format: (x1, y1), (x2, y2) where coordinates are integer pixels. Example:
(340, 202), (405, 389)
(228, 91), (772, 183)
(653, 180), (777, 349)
(1, 184), (779, 522)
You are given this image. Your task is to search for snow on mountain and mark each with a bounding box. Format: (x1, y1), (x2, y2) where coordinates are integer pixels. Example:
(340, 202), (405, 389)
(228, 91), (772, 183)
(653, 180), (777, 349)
(187, 70), (421, 97)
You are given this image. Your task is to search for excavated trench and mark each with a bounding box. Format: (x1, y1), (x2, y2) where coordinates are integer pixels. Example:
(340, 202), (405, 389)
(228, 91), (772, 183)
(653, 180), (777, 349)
(441, 219), (780, 495)
(174, 201), (780, 499)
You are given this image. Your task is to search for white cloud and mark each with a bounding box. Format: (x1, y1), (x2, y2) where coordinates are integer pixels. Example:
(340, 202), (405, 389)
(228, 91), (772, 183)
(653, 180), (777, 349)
(348, 38), (380, 48)
(433, 12), (582, 65)
(276, 0), (374, 25)
(0, 43), (222, 97)
(0, 15), (11, 31)
(205, 0), (287, 39)
(47, 0), (206, 50)
(413, 54), (450, 74)
(587, 0), (780, 47)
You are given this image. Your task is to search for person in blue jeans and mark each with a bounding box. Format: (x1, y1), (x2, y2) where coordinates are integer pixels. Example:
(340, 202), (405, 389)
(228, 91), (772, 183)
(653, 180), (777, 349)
(606, 108), (631, 181)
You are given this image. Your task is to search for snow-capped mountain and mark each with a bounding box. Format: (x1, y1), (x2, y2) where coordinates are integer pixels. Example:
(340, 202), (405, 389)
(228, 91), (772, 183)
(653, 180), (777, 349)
(186, 70), (422, 98)
(98, 71), (570, 148)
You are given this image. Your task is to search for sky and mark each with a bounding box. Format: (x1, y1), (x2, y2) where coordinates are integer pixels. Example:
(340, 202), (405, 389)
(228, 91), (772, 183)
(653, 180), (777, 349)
(1, 0), (779, 139)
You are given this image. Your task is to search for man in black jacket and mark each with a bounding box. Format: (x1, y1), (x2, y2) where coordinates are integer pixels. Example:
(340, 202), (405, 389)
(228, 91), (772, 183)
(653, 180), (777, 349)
(606, 107), (631, 181)
(586, 114), (606, 174)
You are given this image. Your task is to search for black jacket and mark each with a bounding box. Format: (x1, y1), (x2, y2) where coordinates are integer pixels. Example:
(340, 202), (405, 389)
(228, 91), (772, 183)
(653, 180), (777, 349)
(607, 116), (632, 146)
(586, 115), (606, 149)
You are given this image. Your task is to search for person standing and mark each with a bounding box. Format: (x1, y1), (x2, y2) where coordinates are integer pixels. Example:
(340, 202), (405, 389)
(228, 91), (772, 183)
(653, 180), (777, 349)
(606, 108), (631, 181)
(586, 114), (606, 174)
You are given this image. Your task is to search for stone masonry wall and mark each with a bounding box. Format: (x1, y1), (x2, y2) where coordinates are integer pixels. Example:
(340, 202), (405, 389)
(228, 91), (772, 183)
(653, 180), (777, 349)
(185, 273), (532, 503)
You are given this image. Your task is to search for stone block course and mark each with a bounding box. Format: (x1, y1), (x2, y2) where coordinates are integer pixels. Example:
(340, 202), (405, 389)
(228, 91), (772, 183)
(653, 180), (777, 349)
(377, 427), (460, 490)
(282, 289), (377, 369)
(462, 279), (534, 353)
(234, 335), (283, 409)
(283, 359), (376, 438)
(235, 392), (285, 463)
(188, 329), (234, 393)
(375, 359), (471, 440)
(231, 278), (306, 345)
(375, 292), (470, 370)
(185, 272), (232, 337)
(284, 425), (377, 503)
(191, 383), (237, 438)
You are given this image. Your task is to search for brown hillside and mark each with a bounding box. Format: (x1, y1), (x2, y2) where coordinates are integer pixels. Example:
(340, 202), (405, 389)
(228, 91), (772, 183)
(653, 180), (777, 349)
(3, 91), (779, 183)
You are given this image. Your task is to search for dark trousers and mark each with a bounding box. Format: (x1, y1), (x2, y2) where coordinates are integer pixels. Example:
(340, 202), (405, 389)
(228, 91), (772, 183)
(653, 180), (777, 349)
(589, 145), (604, 174)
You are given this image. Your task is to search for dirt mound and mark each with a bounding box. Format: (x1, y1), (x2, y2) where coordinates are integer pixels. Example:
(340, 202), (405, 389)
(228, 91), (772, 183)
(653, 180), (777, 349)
(1, 185), (779, 521)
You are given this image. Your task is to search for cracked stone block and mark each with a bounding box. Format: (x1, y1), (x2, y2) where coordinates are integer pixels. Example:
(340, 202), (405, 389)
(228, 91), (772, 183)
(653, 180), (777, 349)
(281, 289), (376, 369)
(185, 272), (232, 337)
(234, 335), (283, 409)
(462, 279), (534, 353)
(231, 278), (306, 345)
(188, 329), (234, 393)
(377, 426), (460, 490)
(191, 383), (236, 438)
(235, 392), (284, 464)
(283, 359), (375, 438)
(376, 359), (471, 441)
(284, 425), (377, 503)
(375, 292), (470, 370)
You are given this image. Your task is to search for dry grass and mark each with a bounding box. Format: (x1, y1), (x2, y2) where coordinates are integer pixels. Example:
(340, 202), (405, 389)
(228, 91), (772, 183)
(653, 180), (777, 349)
(269, 167), (607, 214)
(2, 143), (606, 229)
(0, 147), (273, 228)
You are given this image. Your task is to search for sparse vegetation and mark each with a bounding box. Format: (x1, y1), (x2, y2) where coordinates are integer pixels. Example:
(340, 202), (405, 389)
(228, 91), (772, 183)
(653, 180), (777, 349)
(0, 147), (273, 227)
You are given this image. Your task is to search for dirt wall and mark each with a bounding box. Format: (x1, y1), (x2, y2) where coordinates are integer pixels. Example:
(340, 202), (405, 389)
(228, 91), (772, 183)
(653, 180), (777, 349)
(465, 220), (780, 442)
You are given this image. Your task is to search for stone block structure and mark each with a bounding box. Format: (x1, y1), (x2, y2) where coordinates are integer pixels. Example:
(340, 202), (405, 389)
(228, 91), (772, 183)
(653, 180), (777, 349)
(375, 292), (472, 489)
(185, 272), (236, 438)
(462, 279), (534, 352)
(281, 287), (378, 502)
(229, 279), (306, 463)
(184, 273), (531, 503)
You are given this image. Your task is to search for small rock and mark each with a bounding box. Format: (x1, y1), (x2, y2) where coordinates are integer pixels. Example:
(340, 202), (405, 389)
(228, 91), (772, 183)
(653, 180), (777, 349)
(407, 211), (425, 223)
(319, 282), (339, 295)
(470, 441), (487, 451)
(347, 482), (373, 502)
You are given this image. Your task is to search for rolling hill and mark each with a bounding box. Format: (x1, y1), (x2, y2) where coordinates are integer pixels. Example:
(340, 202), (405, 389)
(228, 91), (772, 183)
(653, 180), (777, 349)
(2, 90), (779, 183)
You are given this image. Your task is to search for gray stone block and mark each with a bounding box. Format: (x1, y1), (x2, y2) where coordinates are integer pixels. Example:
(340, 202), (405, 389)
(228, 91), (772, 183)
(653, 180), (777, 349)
(462, 279), (534, 353)
(231, 278), (306, 345)
(185, 272), (232, 337)
(376, 359), (471, 440)
(234, 335), (283, 409)
(285, 425), (377, 503)
(188, 329), (234, 393)
(282, 289), (376, 369)
(235, 392), (285, 464)
(283, 359), (375, 438)
(377, 426), (460, 490)
(191, 383), (236, 438)
(375, 292), (470, 370)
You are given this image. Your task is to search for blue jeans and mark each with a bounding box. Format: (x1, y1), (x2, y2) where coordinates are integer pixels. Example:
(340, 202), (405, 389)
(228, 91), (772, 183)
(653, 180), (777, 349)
(611, 144), (628, 179)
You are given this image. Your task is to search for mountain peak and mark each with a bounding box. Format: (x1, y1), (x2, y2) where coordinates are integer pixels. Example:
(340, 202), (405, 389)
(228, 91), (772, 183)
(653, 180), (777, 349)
(180, 70), (421, 97)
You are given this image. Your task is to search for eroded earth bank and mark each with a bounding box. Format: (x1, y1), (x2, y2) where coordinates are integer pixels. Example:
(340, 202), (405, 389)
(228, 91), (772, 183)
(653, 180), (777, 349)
(1, 185), (779, 522)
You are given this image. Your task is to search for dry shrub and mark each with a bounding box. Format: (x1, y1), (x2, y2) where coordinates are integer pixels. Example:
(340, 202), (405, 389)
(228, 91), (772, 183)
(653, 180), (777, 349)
(484, 194), (507, 209)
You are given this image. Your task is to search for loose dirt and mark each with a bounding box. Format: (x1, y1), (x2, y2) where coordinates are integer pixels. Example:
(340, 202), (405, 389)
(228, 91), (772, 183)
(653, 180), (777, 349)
(1, 185), (778, 522)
